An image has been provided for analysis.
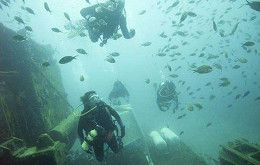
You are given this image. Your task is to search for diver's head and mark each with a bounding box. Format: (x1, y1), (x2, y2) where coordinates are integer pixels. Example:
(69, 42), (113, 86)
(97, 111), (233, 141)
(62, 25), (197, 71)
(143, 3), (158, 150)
(81, 91), (100, 107)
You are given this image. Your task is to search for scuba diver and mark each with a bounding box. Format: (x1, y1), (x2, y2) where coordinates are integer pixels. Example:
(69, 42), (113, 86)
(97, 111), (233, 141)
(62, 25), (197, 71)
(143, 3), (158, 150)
(78, 91), (125, 162)
(156, 80), (178, 113)
(80, 0), (135, 46)
(108, 80), (129, 106)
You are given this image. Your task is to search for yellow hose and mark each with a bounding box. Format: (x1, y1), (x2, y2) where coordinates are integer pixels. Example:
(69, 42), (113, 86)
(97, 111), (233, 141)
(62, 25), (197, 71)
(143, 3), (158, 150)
(73, 103), (97, 117)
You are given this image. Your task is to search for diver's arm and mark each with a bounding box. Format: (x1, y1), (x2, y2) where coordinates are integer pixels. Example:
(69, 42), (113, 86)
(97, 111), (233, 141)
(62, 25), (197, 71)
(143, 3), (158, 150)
(119, 15), (135, 39)
(77, 118), (85, 144)
(107, 105), (124, 128)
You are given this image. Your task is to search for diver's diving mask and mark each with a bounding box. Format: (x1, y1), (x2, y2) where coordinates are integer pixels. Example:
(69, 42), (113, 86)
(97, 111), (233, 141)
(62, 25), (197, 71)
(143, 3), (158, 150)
(88, 94), (100, 105)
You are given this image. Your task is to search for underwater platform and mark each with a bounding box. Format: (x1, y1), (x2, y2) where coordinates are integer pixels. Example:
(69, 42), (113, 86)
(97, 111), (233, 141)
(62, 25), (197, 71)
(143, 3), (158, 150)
(219, 139), (260, 165)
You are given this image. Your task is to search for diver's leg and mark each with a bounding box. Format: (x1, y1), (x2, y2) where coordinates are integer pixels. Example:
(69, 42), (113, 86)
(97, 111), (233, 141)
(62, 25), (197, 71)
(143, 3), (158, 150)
(107, 134), (120, 153)
(93, 142), (104, 162)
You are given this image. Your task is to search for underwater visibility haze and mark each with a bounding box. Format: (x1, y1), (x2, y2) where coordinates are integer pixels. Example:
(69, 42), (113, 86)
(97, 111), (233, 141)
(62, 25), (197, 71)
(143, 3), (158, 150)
(0, 0), (260, 164)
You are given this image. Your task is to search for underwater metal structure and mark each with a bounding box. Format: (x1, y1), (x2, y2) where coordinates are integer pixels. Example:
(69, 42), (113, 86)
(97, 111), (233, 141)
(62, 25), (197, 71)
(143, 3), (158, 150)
(0, 23), (77, 165)
(219, 139), (260, 165)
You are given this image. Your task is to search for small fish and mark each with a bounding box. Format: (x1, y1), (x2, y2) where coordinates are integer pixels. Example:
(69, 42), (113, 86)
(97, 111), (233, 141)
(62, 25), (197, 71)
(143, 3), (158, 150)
(139, 10), (146, 15)
(206, 123), (212, 127)
(250, 16), (257, 21)
(110, 52), (120, 57)
(194, 103), (203, 110)
(235, 94), (241, 99)
(187, 104), (194, 111)
(42, 62), (50, 67)
(213, 19), (217, 32)
(23, 26), (33, 32)
(0, 0), (9, 7)
(254, 96), (260, 100)
(209, 95), (216, 100)
(236, 58), (248, 63)
(245, 0), (260, 12)
(160, 32), (167, 38)
(64, 12), (71, 21)
(25, 7), (35, 15)
(243, 41), (255, 46)
(13, 35), (27, 42)
(59, 56), (77, 64)
(105, 55), (115, 63)
(165, 64), (172, 71)
(180, 12), (188, 23)
(14, 16), (25, 25)
(44, 2), (51, 13)
(229, 22), (239, 35)
(169, 74), (178, 78)
(179, 131), (184, 136)
(243, 91), (250, 98)
(145, 78), (150, 84)
(156, 53), (166, 57)
(80, 75), (84, 82)
(232, 65), (240, 69)
(51, 28), (62, 33)
(85, 0), (91, 4)
(141, 42), (152, 46)
(213, 62), (222, 71)
(187, 11), (197, 17)
(193, 65), (213, 74)
(76, 48), (87, 55)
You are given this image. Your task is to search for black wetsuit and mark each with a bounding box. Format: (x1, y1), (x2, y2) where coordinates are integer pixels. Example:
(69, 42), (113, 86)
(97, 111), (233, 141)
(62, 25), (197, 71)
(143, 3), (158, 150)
(80, 1), (133, 42)
(108, 81), (129, 103)
(78, 101), (124, 161)
(156, 81), (178, 112)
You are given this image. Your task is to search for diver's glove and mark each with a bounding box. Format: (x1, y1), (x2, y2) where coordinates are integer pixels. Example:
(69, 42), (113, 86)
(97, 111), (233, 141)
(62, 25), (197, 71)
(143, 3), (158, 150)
(120, 126), (125, 138)
(129, 29), (135, 38)
(96, 125), (106, 135)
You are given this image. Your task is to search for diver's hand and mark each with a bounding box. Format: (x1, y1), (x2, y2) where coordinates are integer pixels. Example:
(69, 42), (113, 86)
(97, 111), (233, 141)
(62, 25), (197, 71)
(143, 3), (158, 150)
(129, 29), (135, 38)
(120, 126), (125, 138)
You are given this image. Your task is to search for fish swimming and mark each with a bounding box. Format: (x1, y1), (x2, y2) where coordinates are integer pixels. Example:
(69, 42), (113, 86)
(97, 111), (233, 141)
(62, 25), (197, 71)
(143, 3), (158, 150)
(42, 62), (50, 67)
(213, 19), (217, 32)
(25, 26), (33, 32)
(193, 65), (213, 74)
(180, 12), (188, 23)
(206, 123), (212, 127)
(245, 0), (260, 12)
(25, 7), (35, 15)
(76, 48), (87, 55)
(105, 56), (115, 63)
(51, 28), (62, 33)
(59, 56), (77, 64)
(64, 12), (71, 21)
(44, 2), (51, 13)
(14, 16), (25, 25)
(243, 91), (250, 98)
(13, 35), (27, 42)
(141, 42), (152, 46)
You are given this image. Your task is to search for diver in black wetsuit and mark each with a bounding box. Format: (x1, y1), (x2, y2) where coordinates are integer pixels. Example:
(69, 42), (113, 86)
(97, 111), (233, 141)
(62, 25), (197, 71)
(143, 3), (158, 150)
(108, 80), (129, 105)
(156, 80), (178, 113)
(78, 91), (125, 162)
(80, 0), (135, 46)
